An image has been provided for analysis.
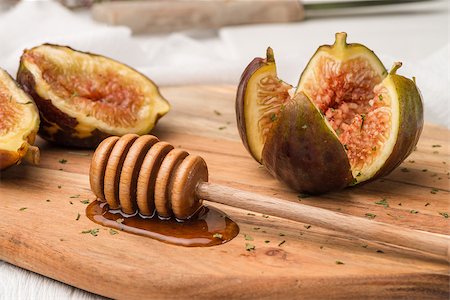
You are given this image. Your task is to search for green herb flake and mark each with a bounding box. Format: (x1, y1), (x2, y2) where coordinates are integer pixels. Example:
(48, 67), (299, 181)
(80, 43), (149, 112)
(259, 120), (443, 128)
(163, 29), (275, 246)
(335, 260), (344, 265)
(116, 218), (124, 224)
(247, 213), (255, 216)
(432, 144), (441, 148)
(244, 234), (254, 241)
(19, 207), (27, 211)
(425, 202), (431, 207)
(110, 229), (119, 235)
(372, 146), (377, 151)
(213, 233), (223, 239)
(378, 94), (383, 101)
(278, 240), (286, 247)
(69, 194), (80, 198)
(81, 229), (99, 236)
(400, 168), (409, 172)
(270, 113), (277, 122)
(264, 240), (270, 244)
(59, 159), (68, 164)
(262, 214), (269, 218)
(253, 227), (260, 231)
(430, 188), (439, 194)
(365, 213), (376, 219)
(304, 225), (311, 229)
(410, 210), (419, 214)
(439, 212), (449, 219)
(213, 110), (222, 116)
(375, 198), (389, 208)
(80, 199), (90, 204)
(76, 213), (80, 221)
(218, 126), (227, 130)
(356, 172), (362, 177)
(298, 193), (311, 199)
(245, 243), (255, 251)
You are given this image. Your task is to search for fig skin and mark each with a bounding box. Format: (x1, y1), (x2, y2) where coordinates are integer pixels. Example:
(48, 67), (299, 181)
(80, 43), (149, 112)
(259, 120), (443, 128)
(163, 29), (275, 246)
(371, 63), (424, 179)
(0, 69), (40, 170)
(262, 92), (353, 194)
(17, 44), (170, 148)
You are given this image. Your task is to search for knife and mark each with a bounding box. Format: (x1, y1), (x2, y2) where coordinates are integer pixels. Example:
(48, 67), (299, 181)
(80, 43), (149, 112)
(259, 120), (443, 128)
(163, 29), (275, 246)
(89, 0), (438, 34)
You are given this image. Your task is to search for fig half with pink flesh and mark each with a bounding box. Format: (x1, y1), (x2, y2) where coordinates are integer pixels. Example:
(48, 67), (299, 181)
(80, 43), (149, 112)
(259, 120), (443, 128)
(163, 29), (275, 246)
(236, 33), (424, 194)
(17, 44), (170, 148)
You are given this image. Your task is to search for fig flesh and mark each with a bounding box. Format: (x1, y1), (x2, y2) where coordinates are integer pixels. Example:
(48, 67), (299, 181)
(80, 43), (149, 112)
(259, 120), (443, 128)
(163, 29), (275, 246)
(236, 33), (424, 194)
(0, 68), (40, 170)
(17, 44), (170, 148)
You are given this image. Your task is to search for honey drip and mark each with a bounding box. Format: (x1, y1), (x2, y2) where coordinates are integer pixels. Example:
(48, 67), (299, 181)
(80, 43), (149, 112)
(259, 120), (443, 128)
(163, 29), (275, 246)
(86, 201), (239, 247)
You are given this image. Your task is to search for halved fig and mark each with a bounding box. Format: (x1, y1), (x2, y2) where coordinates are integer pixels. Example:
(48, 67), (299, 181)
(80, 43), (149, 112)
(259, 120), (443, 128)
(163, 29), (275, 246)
(236, 48), (292, 163)
(17, 44), (170, 148)
(236, 33), (424, 194)
(0, 68), (40, 170)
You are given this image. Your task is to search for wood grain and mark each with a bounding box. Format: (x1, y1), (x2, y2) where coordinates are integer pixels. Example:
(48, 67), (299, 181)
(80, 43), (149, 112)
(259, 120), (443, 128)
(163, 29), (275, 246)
(1, 85), (449, 299)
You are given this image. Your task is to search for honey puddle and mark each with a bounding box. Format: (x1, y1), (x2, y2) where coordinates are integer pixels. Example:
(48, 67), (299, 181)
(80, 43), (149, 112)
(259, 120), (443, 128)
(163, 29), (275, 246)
(86, 201), (239, 247)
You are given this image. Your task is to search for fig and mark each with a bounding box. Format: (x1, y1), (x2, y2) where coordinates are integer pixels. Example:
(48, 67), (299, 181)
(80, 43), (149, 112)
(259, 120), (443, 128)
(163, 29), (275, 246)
(0, 68), (40, 170)
(236, 33), (423, 194)
(17, 44), (170, 148)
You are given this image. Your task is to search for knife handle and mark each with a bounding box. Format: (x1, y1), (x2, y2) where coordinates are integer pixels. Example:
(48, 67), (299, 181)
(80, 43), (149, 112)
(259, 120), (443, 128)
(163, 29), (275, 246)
(92, 0), (305, 33)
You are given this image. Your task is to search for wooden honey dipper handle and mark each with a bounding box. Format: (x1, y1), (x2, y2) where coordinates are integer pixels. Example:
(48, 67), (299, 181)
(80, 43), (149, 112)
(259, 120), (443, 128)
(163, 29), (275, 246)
(90, 134), (449, 261)
(196, 182), (449, 261)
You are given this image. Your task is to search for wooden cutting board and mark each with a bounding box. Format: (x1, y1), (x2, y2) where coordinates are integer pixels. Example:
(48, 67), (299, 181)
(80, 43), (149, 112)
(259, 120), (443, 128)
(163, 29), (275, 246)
(1, 85), (449, 299)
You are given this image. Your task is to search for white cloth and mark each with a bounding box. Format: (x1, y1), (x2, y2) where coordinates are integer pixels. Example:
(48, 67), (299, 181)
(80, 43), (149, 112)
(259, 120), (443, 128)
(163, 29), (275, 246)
(0, 1), (449, 299)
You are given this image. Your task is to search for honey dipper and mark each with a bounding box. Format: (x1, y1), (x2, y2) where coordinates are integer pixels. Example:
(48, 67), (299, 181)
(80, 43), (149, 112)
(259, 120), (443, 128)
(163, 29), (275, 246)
(90, 134), (449, 261)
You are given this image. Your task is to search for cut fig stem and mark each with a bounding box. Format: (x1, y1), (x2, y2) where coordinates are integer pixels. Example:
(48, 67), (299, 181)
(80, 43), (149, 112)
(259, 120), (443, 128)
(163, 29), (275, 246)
(266, 47), (275, 63)
(390, 61), (403, 75)
(197, 182), (449, 262)
(23, 145), (40, 165)
(334, 32), (347, 48)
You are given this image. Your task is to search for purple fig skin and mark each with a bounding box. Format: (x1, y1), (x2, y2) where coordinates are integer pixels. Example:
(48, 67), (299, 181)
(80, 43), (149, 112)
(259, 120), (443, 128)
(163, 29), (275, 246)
(262, 92), (353, 194)
(235, 56), (267, 163)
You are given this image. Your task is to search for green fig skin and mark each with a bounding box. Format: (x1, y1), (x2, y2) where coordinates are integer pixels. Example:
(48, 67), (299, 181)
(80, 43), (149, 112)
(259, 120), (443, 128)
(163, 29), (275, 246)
(372, 66), (424, 179)
(262, 92), (353, 194)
